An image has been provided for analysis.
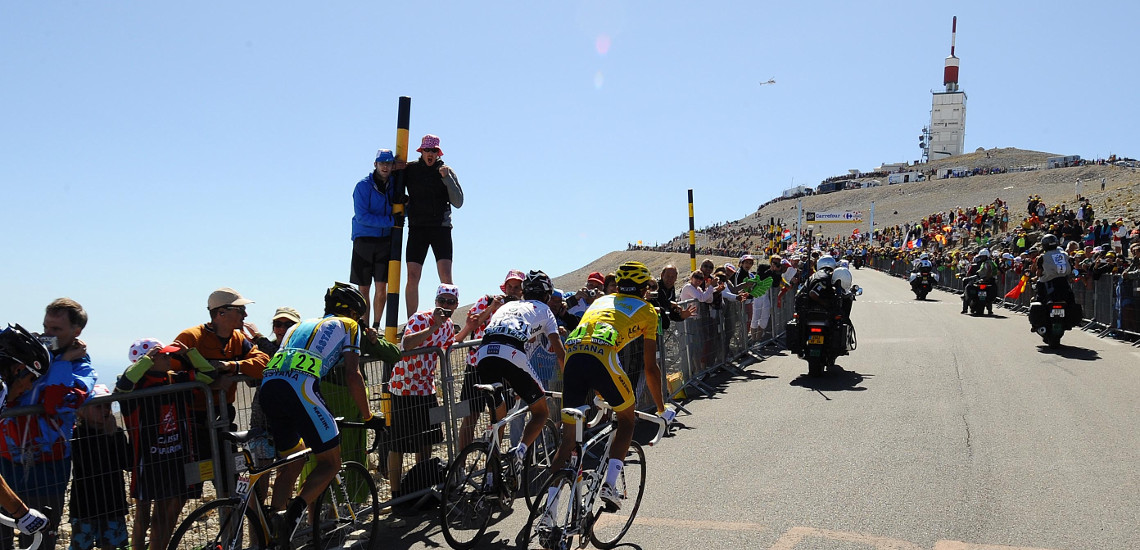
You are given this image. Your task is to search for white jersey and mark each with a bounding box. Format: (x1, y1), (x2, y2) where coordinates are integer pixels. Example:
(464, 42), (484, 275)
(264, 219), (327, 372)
(480, 299), (560, 358)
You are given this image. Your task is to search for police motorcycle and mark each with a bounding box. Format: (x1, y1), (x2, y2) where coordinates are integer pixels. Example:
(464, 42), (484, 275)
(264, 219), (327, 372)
(853, 248), (865, 270)
(1028, 234), (1082, 348)
(785, 261), (861, 376)
(962, 249), (998, 316)
(908, 256), (938, 300)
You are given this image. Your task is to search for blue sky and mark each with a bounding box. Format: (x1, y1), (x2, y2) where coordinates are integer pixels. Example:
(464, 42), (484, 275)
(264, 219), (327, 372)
(2, 1), (1136, 370)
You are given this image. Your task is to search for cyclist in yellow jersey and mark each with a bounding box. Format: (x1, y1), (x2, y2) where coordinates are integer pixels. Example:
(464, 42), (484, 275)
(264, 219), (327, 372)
(550, 261), (667, 511)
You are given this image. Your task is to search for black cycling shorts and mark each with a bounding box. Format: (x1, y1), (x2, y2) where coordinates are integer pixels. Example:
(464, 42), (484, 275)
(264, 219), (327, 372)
(475, 355), (545, 406)
(259, 378), (341, 455)
(459, 363), (505, 413)
(560, 353), (634, 423)
(350, 236), (392, 285)
(406, 226), (453, 264)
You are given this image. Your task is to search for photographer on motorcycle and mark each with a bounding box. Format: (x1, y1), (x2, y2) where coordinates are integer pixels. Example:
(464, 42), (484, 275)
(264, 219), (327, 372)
(961, 248), (998, 315)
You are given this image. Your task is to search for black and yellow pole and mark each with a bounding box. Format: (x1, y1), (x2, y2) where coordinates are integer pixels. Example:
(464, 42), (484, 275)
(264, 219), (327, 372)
(384, 96), (410, 344)
(688, 189), (697, 272)
(379, 96), (411, 427)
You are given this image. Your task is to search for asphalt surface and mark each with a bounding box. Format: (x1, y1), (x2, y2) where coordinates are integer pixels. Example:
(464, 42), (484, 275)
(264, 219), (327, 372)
(377, 268), (1140, 550)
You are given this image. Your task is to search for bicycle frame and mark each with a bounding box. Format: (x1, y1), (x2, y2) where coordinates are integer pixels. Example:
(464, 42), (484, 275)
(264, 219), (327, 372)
(222, 447), (313, 550)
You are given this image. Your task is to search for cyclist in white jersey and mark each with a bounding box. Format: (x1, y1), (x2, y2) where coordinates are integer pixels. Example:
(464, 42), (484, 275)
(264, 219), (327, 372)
(474, 270), (565, 472)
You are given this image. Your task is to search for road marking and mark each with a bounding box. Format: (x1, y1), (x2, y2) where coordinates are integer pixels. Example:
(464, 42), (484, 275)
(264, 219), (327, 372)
(598, 514), (769, 532)
(769, 526), (923, 550)
(933, 542), (1058, 550)
(608, 517), (1063, 550)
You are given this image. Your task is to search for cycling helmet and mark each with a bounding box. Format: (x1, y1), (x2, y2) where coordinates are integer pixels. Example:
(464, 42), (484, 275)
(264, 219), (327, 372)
(1041, 234), (1059, 250)
(832, 267), (853, 293)
(0, 324), (51, 379)
(615, 261), (652, 294)
(816, 256), (837, 272)
(522, 270), (554, 300)
(325, 282), (367, 318)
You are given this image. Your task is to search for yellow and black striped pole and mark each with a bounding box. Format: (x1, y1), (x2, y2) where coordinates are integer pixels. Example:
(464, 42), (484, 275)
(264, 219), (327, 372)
(384, 96), (411, 344)
(688, 189), (697, 272)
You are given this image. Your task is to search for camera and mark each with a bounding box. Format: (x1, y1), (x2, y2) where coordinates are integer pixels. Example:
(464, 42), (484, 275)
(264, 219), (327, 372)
(441, 309), (454, 319)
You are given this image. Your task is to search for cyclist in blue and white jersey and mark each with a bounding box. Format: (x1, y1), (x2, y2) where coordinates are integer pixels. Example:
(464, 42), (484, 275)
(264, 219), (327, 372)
(259, 283), (383, 544)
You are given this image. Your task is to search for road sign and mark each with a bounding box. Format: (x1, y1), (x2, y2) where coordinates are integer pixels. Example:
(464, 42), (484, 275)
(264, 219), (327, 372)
(812, 211), (863, 223)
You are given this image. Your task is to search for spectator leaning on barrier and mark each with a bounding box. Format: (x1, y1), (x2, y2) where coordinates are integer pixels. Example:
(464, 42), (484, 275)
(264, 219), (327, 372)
(352, 149), (401, 329)
(654, 265), (696, 332)
(388, 284), (474, 496)
(403, 135), (464, 318)
(0, 298), (97, 549)
(117, 337), (212, 550)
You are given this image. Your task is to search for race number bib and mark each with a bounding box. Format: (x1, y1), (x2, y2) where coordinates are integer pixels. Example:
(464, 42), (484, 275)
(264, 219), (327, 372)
(266, 349), (323, 377)
(566, 322), (618, 347)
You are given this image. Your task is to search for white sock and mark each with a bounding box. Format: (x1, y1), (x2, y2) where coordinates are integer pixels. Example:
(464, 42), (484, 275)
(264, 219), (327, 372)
(604, 458), (623, 487)
(545, 485), (560, 510)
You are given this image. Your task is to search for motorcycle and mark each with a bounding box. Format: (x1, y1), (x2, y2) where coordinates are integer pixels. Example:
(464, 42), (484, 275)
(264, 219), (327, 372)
(1029, 296), (1081, 349)
(853, 255), (865, 269)
(908, 270), (937, 300)
(785, 286), (861, 376)
(964, 277), (996, 315)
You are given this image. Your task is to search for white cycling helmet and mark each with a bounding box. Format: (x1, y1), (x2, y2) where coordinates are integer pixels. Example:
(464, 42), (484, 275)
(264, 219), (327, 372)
(816, 256), (837, 271)
(832, 267), (853, 292)
(977, 248), (990, 258)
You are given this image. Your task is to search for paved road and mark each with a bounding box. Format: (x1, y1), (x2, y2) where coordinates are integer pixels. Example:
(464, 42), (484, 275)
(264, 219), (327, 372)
(378, 268), (1140, 550)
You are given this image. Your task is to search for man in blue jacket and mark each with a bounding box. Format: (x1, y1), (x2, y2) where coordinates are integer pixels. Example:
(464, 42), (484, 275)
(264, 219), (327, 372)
(351, 149), (401, 328)
(0, 298), (97, 548)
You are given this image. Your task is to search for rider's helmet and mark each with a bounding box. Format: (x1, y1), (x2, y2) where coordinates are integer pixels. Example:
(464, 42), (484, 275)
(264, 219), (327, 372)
(324, 282), (367, 318)
(1041, 234), (1060, 251)
(919, 259), (933, 269)
(919, 252), (930, 260)
(615, 261), (652, 295)
(522, 270), (554, 301)
(816, 256), (837, 272)
(839, 259), (850, 269)
(975, 248), (991, 261)
(832, 267), (853, 293)
(0, 324), (51, 381)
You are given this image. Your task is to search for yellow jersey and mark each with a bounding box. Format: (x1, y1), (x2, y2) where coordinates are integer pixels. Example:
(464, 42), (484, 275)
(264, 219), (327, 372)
(565, 294), (658, 360)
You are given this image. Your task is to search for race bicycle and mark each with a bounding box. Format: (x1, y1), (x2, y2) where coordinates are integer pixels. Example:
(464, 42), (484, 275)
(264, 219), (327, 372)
(517, 396), (668, 549)
(167, 419), (380, 550)
(440, 383), (560, 549)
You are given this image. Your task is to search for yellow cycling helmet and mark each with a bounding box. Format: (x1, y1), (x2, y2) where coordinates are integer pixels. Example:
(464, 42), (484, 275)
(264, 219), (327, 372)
(615, 261), (652, 294)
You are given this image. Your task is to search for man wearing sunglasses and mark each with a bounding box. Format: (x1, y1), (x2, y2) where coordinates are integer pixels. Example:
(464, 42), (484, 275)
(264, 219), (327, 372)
(403, 134), (464, 318)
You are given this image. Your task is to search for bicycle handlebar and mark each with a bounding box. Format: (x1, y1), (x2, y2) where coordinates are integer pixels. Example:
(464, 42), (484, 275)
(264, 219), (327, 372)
(0, 512), (43, 550)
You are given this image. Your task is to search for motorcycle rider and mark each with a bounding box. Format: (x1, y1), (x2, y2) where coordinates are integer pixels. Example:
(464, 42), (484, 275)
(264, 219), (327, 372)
(961, 249), (998, 315)
(909, 255), (936, 292)
(1031, 234), (1076, 333)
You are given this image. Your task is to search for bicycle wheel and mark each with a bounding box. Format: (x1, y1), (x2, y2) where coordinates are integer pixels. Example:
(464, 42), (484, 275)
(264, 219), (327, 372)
(516, 470), (576, 550)
(167, 497), (267, 550)
(522, 418), (561, 511)
(440, 443), (495, 549)
(299, 461), (380, 550)
(588, 441), (647, 549)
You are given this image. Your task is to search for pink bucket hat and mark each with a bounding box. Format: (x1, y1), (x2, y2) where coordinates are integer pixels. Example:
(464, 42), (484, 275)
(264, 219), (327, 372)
(500, 269), (525, 292)
(416, 134), (443, 155)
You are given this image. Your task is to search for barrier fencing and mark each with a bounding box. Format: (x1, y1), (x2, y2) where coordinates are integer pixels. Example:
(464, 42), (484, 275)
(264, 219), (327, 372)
(867, 254), (1140, 342)
(2, 292), (796, 547)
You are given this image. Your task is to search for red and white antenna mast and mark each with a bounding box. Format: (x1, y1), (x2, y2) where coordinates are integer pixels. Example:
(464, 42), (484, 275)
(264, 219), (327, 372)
(943, 16), (960, 92)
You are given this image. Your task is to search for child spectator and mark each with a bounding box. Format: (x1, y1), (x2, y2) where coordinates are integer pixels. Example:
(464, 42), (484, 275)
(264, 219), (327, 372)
(69, 383), (130, 550)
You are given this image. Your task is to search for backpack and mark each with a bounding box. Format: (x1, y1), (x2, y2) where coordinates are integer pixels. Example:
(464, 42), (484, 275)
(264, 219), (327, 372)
(397, 456), (447, 510)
